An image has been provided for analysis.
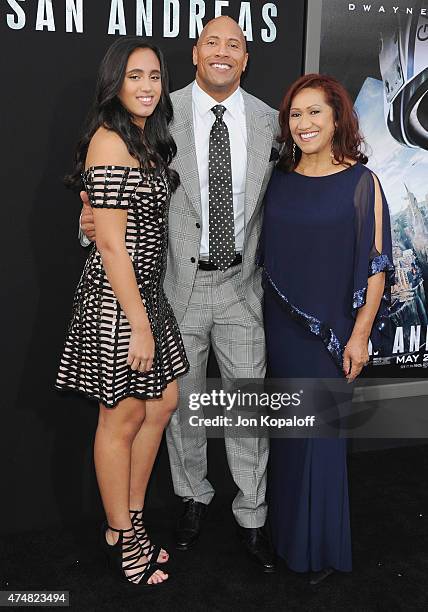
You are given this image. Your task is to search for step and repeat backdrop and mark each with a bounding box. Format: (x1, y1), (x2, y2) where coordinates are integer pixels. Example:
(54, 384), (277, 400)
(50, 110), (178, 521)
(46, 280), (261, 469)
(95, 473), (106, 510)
(0, 0), (305, 532)
(312, 0), (428, 373)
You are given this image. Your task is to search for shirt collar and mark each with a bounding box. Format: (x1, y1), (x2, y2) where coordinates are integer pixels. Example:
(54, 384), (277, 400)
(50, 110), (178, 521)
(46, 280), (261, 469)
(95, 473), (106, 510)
(192, 80), (243, 120)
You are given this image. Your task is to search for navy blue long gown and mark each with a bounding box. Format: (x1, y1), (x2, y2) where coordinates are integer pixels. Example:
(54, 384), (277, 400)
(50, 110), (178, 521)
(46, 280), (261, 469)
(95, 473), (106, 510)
(259, 162), (394, 573)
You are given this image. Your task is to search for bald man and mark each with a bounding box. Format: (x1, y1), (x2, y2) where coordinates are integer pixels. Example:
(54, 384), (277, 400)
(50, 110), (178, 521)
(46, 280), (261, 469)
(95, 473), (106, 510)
(80, 17), (279, 572)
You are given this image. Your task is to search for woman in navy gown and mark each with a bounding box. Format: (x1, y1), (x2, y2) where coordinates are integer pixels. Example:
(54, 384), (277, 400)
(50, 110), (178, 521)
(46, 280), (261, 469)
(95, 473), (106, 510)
(259, 74), (395, 583)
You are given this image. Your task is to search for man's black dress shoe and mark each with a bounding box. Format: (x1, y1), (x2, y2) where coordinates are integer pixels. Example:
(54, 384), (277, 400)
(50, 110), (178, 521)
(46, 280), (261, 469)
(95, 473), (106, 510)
(176, 500), (207, 550)
(237, 526), (276, 573)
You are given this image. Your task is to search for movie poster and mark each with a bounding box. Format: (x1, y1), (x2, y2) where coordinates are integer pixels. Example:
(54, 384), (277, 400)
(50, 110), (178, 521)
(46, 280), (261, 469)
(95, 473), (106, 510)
(318, 0), (428, 370)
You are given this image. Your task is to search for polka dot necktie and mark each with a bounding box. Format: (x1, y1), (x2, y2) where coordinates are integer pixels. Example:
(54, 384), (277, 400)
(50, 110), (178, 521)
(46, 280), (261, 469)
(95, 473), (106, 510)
(208, 104), (235, 271)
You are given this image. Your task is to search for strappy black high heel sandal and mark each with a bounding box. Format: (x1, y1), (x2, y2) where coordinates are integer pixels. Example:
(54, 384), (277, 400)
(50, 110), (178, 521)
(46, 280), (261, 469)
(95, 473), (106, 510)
(130, 509), (169, 565)
(101, 522), (167, 587)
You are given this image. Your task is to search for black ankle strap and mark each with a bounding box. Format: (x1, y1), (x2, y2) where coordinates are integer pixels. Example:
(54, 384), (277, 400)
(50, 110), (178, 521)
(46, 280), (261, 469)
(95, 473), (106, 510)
(107, 525), (134, 534)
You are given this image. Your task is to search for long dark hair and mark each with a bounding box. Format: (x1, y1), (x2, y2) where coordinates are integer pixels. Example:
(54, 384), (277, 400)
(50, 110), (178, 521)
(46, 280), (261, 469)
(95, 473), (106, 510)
(277, 73), (368, 173)
(65, 37), (179, 191)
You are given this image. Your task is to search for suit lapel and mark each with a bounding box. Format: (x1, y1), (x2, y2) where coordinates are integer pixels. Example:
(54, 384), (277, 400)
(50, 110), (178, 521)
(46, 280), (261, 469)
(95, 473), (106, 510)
(172, 83), (202, 218)
(243, 91), (273, 227)
(172, 85), (272, 224)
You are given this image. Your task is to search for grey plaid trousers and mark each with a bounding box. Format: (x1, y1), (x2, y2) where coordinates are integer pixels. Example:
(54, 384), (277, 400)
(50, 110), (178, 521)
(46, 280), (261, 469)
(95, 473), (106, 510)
(166, 264), (269, 527)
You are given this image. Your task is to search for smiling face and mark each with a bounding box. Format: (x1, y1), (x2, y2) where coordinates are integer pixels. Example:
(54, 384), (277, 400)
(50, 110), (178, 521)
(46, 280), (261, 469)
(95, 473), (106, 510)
(118, 47), (162, 128)
(289, 87), (337, 158)
(193, 16), (248, 101)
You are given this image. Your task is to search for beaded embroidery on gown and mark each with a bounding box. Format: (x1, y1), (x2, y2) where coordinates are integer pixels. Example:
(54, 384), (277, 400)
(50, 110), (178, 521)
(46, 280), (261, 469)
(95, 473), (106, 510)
(55, 165), (189, 408)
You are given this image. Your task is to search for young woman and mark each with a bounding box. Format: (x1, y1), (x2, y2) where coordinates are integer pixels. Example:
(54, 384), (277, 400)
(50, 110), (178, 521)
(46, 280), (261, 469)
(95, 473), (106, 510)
(56, 37), (189, 587)
(259, 74), (395, 584)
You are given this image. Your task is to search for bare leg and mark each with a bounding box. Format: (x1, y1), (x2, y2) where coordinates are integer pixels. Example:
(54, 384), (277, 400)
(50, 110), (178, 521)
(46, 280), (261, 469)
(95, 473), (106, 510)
(94, 396), (168, 584)
(129, 381), (179, 561)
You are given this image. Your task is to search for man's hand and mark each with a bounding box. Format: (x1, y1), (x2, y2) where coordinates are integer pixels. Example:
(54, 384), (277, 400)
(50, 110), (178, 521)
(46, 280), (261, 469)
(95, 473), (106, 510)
(80, 191), (96, 242)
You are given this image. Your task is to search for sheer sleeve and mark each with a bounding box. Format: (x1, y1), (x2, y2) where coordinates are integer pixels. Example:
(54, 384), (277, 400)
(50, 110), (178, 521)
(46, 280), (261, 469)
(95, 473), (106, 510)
(82, 166), (141, 209)
(352, 170), (395, 345)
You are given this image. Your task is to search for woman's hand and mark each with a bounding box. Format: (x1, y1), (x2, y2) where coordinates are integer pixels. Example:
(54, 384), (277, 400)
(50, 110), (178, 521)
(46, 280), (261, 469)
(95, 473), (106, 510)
(343, 333), (369, 383)
(127, 326), (155, 372)
(80, 191), (96, 242)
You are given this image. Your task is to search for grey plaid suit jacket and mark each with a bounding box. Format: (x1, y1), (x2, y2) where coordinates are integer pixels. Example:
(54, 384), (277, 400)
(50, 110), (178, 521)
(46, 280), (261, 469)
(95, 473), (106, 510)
(164, 82), (279, 324)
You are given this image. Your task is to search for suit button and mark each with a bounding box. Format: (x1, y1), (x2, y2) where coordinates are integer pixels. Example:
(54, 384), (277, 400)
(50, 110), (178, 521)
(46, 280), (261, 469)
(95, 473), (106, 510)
(190, 257), (196, 263)
(195, 222), (200, 228)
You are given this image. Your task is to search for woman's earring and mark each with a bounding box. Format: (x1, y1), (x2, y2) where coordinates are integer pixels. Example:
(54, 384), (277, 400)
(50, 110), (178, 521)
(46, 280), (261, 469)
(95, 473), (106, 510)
(292, 142), (296, 163)
(331, 129), (336, 160)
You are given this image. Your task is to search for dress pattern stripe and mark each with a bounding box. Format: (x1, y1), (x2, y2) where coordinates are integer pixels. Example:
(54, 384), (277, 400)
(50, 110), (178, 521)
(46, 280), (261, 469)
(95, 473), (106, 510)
(56, 165), (189, 408)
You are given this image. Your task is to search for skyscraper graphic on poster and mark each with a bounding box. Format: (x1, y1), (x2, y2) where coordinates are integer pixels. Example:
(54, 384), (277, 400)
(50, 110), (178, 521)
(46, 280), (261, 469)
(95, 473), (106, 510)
(319, 0), (428, 369)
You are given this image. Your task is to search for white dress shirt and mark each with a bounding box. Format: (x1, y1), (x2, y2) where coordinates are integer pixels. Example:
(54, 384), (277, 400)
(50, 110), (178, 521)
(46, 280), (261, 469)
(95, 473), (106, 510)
(192, 81), (247, 258)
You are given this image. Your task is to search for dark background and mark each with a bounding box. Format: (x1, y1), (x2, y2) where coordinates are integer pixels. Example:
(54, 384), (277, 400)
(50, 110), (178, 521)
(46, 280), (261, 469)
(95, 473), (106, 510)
(319, 0), (391, 100)
(0, 0), (305, 534)
(319, 0), (424, 100)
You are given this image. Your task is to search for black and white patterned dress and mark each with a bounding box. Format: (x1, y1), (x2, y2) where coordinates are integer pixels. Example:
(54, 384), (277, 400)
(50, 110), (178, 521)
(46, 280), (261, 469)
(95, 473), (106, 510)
(55, 165), (189, 408)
